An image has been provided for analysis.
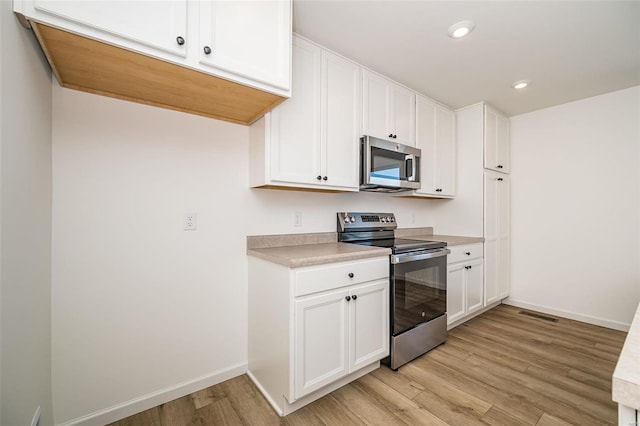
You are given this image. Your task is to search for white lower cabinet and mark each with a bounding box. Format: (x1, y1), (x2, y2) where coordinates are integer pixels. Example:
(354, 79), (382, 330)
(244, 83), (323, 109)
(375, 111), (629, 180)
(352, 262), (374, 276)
(248, 256), (389, 416)
(294, 279), (388, 398)
(447, 244), (484, 326)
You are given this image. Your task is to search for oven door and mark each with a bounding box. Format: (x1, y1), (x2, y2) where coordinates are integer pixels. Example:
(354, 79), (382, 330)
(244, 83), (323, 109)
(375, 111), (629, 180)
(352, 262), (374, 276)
(390, 248), (449, 336)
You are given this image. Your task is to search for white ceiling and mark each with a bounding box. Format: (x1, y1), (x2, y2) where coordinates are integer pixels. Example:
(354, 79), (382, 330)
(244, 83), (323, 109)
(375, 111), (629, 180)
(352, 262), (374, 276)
(292, 0), (640, 116)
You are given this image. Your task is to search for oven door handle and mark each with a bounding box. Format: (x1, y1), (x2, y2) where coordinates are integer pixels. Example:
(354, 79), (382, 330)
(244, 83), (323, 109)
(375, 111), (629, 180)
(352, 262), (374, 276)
(391, 248), (450, 264)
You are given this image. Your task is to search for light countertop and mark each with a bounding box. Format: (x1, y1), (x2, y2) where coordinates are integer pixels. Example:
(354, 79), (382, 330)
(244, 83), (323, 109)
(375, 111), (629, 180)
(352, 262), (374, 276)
(246, 228), (483, 268)
(612, 301), (640, 409)
(247, 242), (391, 268)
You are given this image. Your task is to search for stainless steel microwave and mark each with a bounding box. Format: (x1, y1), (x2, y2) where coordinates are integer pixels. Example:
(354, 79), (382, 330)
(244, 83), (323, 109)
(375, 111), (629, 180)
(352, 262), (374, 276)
(360, 135), (421, 192)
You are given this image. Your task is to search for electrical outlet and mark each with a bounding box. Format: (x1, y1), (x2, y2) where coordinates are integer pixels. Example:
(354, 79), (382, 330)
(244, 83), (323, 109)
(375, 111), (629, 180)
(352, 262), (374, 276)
(294, 211), (302, 227)
(184, 213), (197, 230)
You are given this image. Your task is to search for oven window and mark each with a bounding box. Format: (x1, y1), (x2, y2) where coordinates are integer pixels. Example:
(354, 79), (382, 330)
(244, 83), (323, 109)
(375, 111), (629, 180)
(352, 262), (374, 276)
(392, 256), (447, 335)
(371, 147), (407, 181)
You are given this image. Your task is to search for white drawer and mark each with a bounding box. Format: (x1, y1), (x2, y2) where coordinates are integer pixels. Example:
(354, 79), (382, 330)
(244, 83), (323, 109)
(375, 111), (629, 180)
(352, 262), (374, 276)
(295, 257), (389, 297)
(448, 243), (483, 264)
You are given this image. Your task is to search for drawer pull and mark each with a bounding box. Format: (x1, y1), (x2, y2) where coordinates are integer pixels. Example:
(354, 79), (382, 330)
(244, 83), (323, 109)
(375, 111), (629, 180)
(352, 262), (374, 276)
(345, 296), (351, 302)
(352, 294), (358, 300)
(348, 272), (354, 278)
(465, 252), (471, 255)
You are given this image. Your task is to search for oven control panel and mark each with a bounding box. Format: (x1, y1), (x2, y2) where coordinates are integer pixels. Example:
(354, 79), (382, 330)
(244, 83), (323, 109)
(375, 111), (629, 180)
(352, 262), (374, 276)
(337, 212), (397, 232)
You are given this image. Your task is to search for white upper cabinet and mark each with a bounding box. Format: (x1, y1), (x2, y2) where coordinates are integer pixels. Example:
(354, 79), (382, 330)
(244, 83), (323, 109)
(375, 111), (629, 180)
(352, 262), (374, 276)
(31, 0), (189, 57)
(414, 95), (456, 197)
(265, 36), (322, 186)
(17, 0), (292, 97)
(14, 0), (292, 125)
(198, 0), (290, 91)
(362, 70), (415, 146)
(250, 35), (360, 191)
(484, 105), (510, 173)
(321, 49), (361, 189)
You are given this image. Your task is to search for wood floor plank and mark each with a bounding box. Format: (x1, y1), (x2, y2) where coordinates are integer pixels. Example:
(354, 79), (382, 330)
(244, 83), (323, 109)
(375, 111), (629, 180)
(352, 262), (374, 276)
(490, 306), (626, 347)
(450, 325), (572, 377)
(480, 406), (534, 426)
(157, 395), (201, 426)
(106, 304), (625, 426)
(567, 368), (612, 393)
(411, 386), (489, 426)
(535, 412), (575, 426)
(196, 397), (245, 425)
(330, 382), (407, 426)
(303, 394), (367, 426)
(465, 354), (615, 424)
(108, 407), (162, 426)
(425, 350), (607, 426)
(400, 362), (492, 418)
(355, 374), (449, 425)
(457, 318), (616, 381)
(525, 364), (613, 406)
(369, 365), (426, 399)
(190, 385), (226, 410)
(408, 354), (543, 424)
(445, 334), (530, 373)
(216, 375), (282, 425)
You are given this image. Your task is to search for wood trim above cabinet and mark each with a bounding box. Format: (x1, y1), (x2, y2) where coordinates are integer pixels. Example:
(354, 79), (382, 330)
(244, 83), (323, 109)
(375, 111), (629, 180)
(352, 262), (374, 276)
(31, 22), (286, 125)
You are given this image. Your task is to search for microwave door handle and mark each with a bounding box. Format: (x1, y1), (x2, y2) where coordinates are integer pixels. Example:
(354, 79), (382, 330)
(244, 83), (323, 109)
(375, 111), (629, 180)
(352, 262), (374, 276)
(406, 154), (416, 181)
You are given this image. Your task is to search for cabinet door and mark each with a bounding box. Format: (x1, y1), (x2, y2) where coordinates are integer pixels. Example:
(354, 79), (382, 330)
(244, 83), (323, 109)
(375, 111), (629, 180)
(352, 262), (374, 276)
(392, 85), (416, 146)
(32, 0), (188, 57)
(435, 106), (456, 196)
(484, 105), (498, 172)
(484, 171), (499, 305)
(294, 288), (349, 399)
(485, 170), (510, 304)
(415, 96), (437, 195)
(198, 0), (291, 91)
(362, 71), (392, 141)
(497, 175), (511, 299)
(496, 113), (511, 173)
(349, 280), (389, 372)
(484, 105), (510, 173)
(447, 263), (466, 325)
(269, 37), (321, 185)
(321, 50), (360, 189)
(466, 259), (484, 314)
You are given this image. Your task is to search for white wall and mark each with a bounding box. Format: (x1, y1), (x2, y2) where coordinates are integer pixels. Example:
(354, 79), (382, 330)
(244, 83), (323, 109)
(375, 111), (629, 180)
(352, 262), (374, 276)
(509, 86), (640, 329)
(51, 84), (435, 424)
(0, 0), (54, 424)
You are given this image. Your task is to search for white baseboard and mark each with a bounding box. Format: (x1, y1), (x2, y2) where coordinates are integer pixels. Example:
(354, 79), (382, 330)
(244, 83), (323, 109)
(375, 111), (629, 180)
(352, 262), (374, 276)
(56, 362), (247, 426)
(503, 298), (630, 332)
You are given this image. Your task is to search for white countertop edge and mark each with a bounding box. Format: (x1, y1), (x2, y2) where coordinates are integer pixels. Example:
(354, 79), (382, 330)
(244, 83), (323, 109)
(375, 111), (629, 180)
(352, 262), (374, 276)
(612, 300), (640, 409)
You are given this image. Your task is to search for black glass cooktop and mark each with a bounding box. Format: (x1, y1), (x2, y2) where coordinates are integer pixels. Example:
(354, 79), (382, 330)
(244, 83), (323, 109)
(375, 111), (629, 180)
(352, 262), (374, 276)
(350, 238), (446, 254)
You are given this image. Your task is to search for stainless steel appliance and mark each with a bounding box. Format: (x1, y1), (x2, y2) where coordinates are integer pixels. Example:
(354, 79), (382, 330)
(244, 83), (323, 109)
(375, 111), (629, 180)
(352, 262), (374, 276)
(337, 212), (449, 370)
(360, 136), (421, 192)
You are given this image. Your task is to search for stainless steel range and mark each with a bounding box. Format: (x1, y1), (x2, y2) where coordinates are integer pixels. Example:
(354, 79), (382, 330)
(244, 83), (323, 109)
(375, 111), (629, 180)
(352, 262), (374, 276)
(337, 212), (450, 370)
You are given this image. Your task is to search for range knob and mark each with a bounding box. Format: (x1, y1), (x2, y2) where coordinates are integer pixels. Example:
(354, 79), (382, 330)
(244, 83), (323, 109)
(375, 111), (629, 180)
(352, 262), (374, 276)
(380, 217), (387, 223)
(349, 216), (356, 223)
(390, 217), (395, 222)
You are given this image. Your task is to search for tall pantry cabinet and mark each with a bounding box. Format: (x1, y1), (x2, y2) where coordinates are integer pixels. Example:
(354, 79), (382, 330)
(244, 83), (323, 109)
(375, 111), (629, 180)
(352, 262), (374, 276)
(451, 103), (511, 310)
(482, 104), (511, 305)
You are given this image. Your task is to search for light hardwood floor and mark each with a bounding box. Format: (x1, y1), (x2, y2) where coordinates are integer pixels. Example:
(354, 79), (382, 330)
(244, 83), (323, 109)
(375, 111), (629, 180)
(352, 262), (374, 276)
(109, 304), (627, 426)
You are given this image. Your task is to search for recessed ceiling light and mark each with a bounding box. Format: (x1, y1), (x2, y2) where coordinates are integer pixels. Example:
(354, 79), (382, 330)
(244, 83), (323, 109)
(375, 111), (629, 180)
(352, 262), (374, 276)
(512, 80), (531, 89)
(448, 21), (475, 39)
